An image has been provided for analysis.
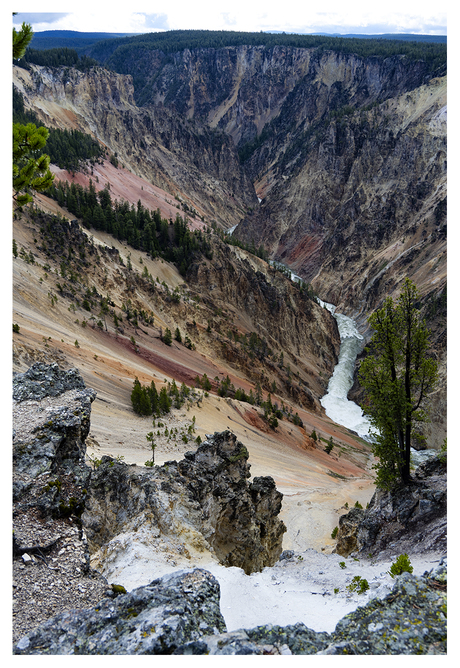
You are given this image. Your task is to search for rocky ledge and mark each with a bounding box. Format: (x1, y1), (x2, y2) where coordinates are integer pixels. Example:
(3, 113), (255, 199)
(14, 559), (447, 655)
(12, 363), (447, 654)
(12, 363), (285, 643)
(335, 456), (447, 559)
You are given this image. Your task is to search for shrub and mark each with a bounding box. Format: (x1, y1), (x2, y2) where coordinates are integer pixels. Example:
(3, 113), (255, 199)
(354, 500), (363, 509)
(388, 553), (413, 578)
(346, 575), (369, 594)
(339, 561), (346, 569)
(13, 323), (20, 333)
(331, 526), (338, 539)
(310, 429), (318, 441)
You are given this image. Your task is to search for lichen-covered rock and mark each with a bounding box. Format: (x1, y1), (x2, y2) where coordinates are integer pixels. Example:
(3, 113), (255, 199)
(13, 362), (87, 402)
(13, 569), (226, 655)
(182, 561), (447, 656)
(13, 363), (96, 481)
(324, 562), (447, 655)
(83, 431), (286, 575)
(13, 557), (447, 655)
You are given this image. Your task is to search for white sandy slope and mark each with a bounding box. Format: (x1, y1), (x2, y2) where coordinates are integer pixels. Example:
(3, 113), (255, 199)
(94, 528), (444, 635)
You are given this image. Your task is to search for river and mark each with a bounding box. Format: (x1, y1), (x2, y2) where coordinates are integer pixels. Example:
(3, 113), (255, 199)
(227, 230), (434, 462)
(317, 299), (373, 439)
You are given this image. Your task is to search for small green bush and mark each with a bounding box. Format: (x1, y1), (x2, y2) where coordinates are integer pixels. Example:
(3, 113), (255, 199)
(13, 323), (20, 333)
(388, 553), (413, 578)
(354, 500), (363, 509)
(331, 526), (338, 539)
(346, 575), (369, 594)
(339, 561), (346, 569)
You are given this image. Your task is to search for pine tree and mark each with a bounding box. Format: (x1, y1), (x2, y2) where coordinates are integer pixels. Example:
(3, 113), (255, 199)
(359, 279), (438, 489)
(13, 20), (54, 206)
(163, 328), (172, 346)
(147, 380), (159, 416)
(131, 378), (152, 416)
(158, 386), (172, 414)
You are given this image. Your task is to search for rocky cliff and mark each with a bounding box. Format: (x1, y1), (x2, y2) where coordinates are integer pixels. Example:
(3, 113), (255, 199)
(334, 455), (447, 559)
(186, 238), (340, 406)
(236, 73), (446, 317)
(13, 63), (258, 229)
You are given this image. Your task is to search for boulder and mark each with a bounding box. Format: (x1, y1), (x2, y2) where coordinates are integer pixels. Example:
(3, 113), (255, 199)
(14, 569), (226, 655)
(334, 507), (365, 557)
(83, 431), (286, 575)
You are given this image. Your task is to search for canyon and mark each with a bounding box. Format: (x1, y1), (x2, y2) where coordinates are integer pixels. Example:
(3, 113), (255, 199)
(12, 34), (447, 652)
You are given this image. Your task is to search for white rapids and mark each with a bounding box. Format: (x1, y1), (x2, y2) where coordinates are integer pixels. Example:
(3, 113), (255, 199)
(318, 300), (374, 439)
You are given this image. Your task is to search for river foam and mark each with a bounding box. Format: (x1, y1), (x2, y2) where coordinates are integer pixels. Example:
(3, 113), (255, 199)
(318, 300), (374, 439)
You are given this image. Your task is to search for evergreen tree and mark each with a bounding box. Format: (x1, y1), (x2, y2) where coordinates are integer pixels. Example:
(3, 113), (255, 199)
(131, 377), (152, 415)
(13, 18), (33, 60)
(147, 380), (159, 415)
(158, 386), (172, 414)
(13, 20), (54, 206)
(359, 279), (438, 489)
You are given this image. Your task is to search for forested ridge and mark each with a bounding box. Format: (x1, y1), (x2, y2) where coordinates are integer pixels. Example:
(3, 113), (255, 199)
(17, 31), (446, 108)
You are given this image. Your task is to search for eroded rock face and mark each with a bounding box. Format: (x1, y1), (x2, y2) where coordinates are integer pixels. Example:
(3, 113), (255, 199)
(334, 456), (447, 559)
(334, 507), (365, 558)
(83, 431), (286, 575)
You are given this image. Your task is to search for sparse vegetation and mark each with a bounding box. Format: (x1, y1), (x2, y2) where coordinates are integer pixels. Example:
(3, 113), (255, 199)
(388, 554), (413, 578)
(346, 575), (369, 594)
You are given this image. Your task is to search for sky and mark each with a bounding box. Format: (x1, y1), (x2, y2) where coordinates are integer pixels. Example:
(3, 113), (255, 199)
(12, 1), (447, 36)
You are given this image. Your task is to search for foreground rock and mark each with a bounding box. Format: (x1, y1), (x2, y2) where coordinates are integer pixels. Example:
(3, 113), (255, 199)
(13, 363), (107, 643)
(335, 456), (447, 559)
(12, 363), (285, 643)
(14, 559), (447, 655)
(14, 569), (226, 655)
(84, 431), (286, 575)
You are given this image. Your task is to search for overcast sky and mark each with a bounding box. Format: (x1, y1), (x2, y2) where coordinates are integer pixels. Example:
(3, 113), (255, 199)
(12, 1), (447, 36)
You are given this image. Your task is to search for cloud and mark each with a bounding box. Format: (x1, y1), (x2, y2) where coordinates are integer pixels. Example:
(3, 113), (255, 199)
(142, 14), (170, 31)
(11, 4), (447, 36)
(13, 13), (70, 26)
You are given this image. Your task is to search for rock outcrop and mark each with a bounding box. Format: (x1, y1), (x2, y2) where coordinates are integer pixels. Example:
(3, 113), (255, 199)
(83, 430), (286, 575)
(334, 507), (365, 558)
(334, 455), (447, 559)
(14, 569), (226, 655)
(14, 560), (447, 655)
(13, 364), (286, 645)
